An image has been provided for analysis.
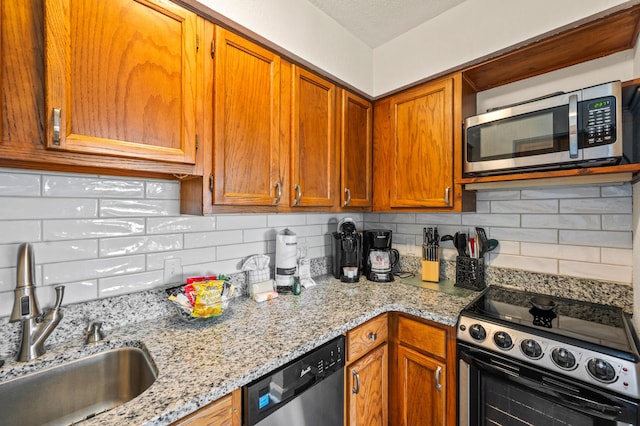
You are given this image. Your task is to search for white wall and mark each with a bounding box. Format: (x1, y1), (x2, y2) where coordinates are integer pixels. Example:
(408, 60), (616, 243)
(195, 0), (374, 94)
(372, 0), (630, 96)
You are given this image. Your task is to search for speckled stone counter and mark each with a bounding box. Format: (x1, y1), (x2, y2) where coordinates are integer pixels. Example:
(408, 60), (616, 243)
(0, 275), (477, 425)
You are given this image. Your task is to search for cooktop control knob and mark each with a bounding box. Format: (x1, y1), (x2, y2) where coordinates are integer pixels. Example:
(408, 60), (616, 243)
(469, 324), (487, 341)
(493, 331), (513, 350)
(551, 347), (577, 370)
(587, 358), (617, 383)
(520, 339), (543, 359)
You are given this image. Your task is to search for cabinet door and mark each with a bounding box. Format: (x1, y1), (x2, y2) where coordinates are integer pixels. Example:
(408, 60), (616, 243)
(212, 27), (283, 206)
(172, 389), (241, 426)
(44, 0), (198, 164)
(290, 65), (337, 208)
(397, 345), (446, 426)
(340, 90), (372, 209)
(347, 343), (388, 426)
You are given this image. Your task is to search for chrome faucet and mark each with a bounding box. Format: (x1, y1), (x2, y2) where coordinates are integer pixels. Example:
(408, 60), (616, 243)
(9, 243), (65, 362)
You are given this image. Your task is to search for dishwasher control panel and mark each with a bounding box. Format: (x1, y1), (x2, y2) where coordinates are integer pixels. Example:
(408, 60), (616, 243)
(244, 335), (345, 425)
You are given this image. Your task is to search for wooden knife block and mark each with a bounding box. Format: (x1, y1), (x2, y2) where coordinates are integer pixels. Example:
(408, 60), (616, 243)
(421, 258), (440, 282)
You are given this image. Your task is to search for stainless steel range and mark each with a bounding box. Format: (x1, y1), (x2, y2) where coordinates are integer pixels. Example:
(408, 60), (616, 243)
(457, 286), (640, 425)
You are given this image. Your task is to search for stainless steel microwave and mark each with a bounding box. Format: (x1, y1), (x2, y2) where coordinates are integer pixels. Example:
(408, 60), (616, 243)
(464, 81), (622, 176)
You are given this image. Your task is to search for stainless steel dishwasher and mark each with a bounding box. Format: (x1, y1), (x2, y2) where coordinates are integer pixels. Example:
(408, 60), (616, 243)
(244, 335), (345, 426)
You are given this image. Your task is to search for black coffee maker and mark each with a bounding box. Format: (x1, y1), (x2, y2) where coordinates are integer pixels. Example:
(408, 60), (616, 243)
(331, 218), (362, 283)
(363, 229), (399, 282)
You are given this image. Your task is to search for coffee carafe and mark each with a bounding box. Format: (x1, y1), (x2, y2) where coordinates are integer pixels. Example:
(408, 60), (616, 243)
(363, 229), (399, 282)
(331, 218), (362, 283)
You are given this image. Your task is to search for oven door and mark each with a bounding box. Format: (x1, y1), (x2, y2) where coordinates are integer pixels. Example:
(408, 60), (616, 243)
(458, 343), (640, 426)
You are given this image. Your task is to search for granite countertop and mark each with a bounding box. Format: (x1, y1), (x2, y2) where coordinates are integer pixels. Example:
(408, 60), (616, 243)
(0, 276), (476, 425)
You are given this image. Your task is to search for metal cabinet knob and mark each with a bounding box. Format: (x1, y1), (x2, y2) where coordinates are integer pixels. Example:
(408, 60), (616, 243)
(293, 184), (302, 206)
(273, 181), (282, 205)
(435, 366), (443, 391)
(368, 332), (377, 341)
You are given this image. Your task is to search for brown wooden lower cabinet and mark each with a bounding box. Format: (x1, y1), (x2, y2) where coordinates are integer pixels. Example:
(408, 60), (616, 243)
(346, 343), (389, 426)
(390, 313), (457, 426)
(172, 389), (241, 426)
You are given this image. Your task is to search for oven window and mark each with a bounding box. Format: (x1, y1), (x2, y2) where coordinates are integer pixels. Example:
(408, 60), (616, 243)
(482, 375), (594, 426)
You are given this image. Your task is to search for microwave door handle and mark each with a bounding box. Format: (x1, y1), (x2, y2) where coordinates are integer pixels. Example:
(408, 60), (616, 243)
(569, 94), (579, 159)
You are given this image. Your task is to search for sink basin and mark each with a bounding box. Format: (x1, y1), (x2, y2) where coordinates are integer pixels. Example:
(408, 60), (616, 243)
(0, 346), (157, 426)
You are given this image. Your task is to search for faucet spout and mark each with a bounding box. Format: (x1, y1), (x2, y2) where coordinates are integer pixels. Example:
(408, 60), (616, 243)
(10, 243), (65, 362)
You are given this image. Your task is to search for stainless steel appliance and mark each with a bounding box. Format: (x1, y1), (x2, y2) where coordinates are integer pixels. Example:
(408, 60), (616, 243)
(244, 335), (345, 426)
(457, 286), (640, 425)
(464, 81), (623, 176)
(363, 229), (399, 282)
(332, 218), (362, 283)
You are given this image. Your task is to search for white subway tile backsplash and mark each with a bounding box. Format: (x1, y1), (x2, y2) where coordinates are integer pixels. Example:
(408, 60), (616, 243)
(415, 213), (462, 225)
(146, 248), (215, 270)
(601, 248), (633, 266)
(491, 199), (558, 214)
(559, 230), (632, 248)
(0, 291), (14, 317)
(267, 214), (308, 227)
(147, 216), (216, 234)
(0, 221), (41, 244)
(0, 173), (40, 196)
(461, 213), (520, 227)
(0, 198), (98, 219)
(217, 241), (269, 261)
(43, 218), (145, 240)
(34, 240), (98, 263)
(145, 181), (180, 199)
(521, 214), (600, 230)
(37, 280), (98, 307)
(98, 270), (164, 297)
(491, 227), (558, 244)
(560, 197), (632, 214)
(489, 253), (558, 275)
(217, 214), (267, 230)
(0, 169), (635, 308)
(43, 176), (145, 198)
(43, 255), (146, 285)
(601, 183), (632, 197)
(100, 234), (183, 257)
(184, 230), (243, 249)
(559, 260), (632, 283)
(602, 214), (632, 231)
(521, 242), (600, 262)
(100, 199), (179, 217)
(521, 186), (600, 199)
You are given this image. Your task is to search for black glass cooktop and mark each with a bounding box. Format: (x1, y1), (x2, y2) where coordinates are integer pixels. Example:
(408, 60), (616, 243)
(461, 286), (636, 354)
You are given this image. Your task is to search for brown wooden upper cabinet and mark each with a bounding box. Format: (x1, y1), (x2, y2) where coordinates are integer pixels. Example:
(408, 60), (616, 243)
(373, 73), (471, 211)
(340, 90), (372, 209)
(44, 0), (199, 164)
(211, 27), (285, 206)
(289, 65), (339, 208)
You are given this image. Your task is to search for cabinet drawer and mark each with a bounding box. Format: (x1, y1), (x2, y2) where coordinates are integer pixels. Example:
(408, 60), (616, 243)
(397, 316), (446, 359)
(347, 314), (388, 362)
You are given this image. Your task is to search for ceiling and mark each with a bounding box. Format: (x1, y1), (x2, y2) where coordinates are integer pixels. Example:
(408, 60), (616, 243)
(305, 0), (467, 48)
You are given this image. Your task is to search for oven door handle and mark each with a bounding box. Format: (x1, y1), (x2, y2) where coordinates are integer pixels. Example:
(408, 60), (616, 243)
(461, 350), (625, 420)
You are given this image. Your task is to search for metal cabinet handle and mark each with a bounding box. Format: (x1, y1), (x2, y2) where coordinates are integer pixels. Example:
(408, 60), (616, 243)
(273, 181), (282, 205)
(352, 370), (361, 394)
(52, 108), (61, 145)
(343, 188), (351, 207)
(435, 366), (443, 391)
(368, 332), (377, 341)
(445, 186), (451, 206)
(293, 184), (302, 206)
(568, 94), (579, 159)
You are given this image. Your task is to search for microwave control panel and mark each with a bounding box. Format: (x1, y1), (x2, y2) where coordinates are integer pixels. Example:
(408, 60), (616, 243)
(581, 96), (616, 146)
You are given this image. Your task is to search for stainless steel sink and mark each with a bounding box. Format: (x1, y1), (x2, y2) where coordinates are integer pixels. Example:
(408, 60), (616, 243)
(0, 346), (158, 426)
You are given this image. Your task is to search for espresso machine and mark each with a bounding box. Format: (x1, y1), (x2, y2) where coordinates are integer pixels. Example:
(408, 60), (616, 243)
(331, 218), (362, 283)
(363, 229), (399, 282)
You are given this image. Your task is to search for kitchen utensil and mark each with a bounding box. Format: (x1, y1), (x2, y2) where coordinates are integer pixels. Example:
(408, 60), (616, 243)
(475, 227), (489, 257)
(486, 239), (499, 253)
(454, 232), (468, 257)
(530, 296), (556, 311)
